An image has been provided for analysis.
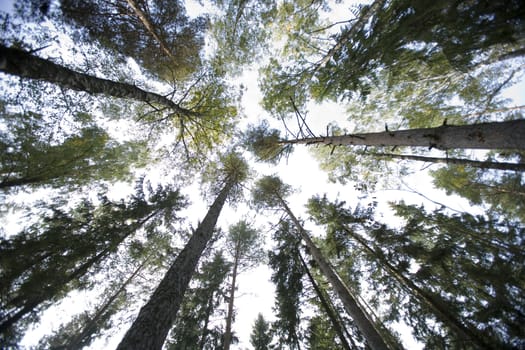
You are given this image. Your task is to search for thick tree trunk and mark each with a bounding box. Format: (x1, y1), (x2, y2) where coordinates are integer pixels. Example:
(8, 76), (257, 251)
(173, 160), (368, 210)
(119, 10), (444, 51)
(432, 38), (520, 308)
(278, 197), (395, 350)
(284, 120), (525, 150)
(298, 252), (352, 350)
(369, 152), (525, 171)
(0, 45), (195, 116)
(116, 182), (233, 350)
(223, 241), (241, 350)
(341, 226), (494, 350)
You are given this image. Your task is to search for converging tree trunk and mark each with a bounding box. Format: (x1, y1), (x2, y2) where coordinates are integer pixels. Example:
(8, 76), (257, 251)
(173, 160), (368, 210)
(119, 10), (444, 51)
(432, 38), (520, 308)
(368, 152), (525, 171)
(298, 252), (352, 350)
(58, 257), (150, 350)
(277, 197), (394, 350)
(223, 240), (240, 350)
(339, 225), (494, 350)
(0, 45), (195, 116)
(283, 120), (525, 150)
(125, 0), (178, 61)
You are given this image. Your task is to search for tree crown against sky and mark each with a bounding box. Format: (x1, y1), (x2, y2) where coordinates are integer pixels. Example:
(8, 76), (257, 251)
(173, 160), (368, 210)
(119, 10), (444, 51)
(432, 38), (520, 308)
(0, 0), (524, 349)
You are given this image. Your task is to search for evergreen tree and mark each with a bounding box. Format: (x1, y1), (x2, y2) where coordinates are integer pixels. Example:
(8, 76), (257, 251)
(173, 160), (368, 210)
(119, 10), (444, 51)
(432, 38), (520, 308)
(0, 181), (187, 343)
(432, 163), (525, 222)
(116, 152), (249, 350)
(250, 313), (273, 350)
(167, 251), (231, 350)
(253, 176), (397, 350)
(0, 110), (146, 190)
(223, 220), (265, 350)
(307, 195), (514, 349)
(267, 219), (304, 349)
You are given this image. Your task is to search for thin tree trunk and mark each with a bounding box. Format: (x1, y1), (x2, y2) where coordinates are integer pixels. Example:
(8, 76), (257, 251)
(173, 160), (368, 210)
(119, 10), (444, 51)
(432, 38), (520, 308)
(277, 196), (395, 350)
(223, 240), (241, 350)
(369, 152), (525, 171)
(116, 181), (233, 350)
(0, 210), (159, 335)
(125, 0), (178, 61)
(63, 257), (150, 350)
(282, 120), (525, 150)
(298, 252), (352, 350)
(0, 45), (196, 116)
(341, 225), (495, 350)
(198, 298), (214, 350)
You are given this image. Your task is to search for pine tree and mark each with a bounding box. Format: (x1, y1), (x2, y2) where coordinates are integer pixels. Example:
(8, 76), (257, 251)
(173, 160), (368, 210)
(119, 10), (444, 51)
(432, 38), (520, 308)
(116, 153), (249, 350)
(0, 181), (186, 343)
(223, 220), (265, 350)
(250, 313), (273, 350)
(252, 176), (397, 350)
(166, 251), (231, 350)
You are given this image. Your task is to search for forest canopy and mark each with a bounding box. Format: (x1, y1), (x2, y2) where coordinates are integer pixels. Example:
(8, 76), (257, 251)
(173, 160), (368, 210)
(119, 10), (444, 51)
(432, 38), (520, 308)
(0, 0), (524, 349)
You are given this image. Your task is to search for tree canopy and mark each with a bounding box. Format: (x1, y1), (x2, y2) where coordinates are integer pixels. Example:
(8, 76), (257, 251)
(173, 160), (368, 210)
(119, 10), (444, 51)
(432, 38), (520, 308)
(1, 0), (524, 349)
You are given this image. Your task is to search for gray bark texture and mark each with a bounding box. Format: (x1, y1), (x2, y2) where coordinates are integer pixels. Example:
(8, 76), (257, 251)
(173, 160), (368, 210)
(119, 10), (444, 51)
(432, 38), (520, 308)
(0, 45), (195, 116)
(368, 153), (525, 171)
(279, 198), (395, 350)
(286, 120), (525, 150)
(116, 182), (232, 350)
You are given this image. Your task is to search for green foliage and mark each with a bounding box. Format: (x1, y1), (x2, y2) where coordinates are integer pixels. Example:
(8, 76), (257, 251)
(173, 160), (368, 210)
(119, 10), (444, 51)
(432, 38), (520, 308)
(0, 181), (187, 342)
(167, 251), (231, 349)
(268, 219), (304, 348)
(201, 151), (250, 203)
(53, 0), (207, 81)
(250, 313), (273, 350)
(382, 203), (524, 348)
(432, 164), (525, 222)
(0, 110), (148, 191)
(209, 0), (275, 75)
(243, 120), (291, 164)
(251, 175), (293, 210)
(226, 220), (266, 269)
(307, 315), (345, 350)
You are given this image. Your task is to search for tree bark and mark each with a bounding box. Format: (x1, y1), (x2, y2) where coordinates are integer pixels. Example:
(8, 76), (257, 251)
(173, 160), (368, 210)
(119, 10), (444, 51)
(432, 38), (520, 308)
(0, 45), (195, 116)
(283, 120), (525, 150)
(125, 0), (178, 61)
(116, 181), (233, 350)
(277, 197), (395, 350)
(223, 240), (241, 350)
(368, 152), (525, 171)
(298, 252), (352, 350)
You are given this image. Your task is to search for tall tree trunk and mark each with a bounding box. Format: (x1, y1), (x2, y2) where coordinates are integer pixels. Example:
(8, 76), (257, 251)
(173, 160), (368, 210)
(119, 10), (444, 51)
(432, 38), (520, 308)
(223, 240), (241, 350)
(297, 252), (352, 350)
(282, 120), (525, 150)
(369, 152), (525, 171)
(340, 225), (495, 350)
(116, 181), (233, 350)
(0, 45), (195, 116)
(276, 196), (395, 350)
